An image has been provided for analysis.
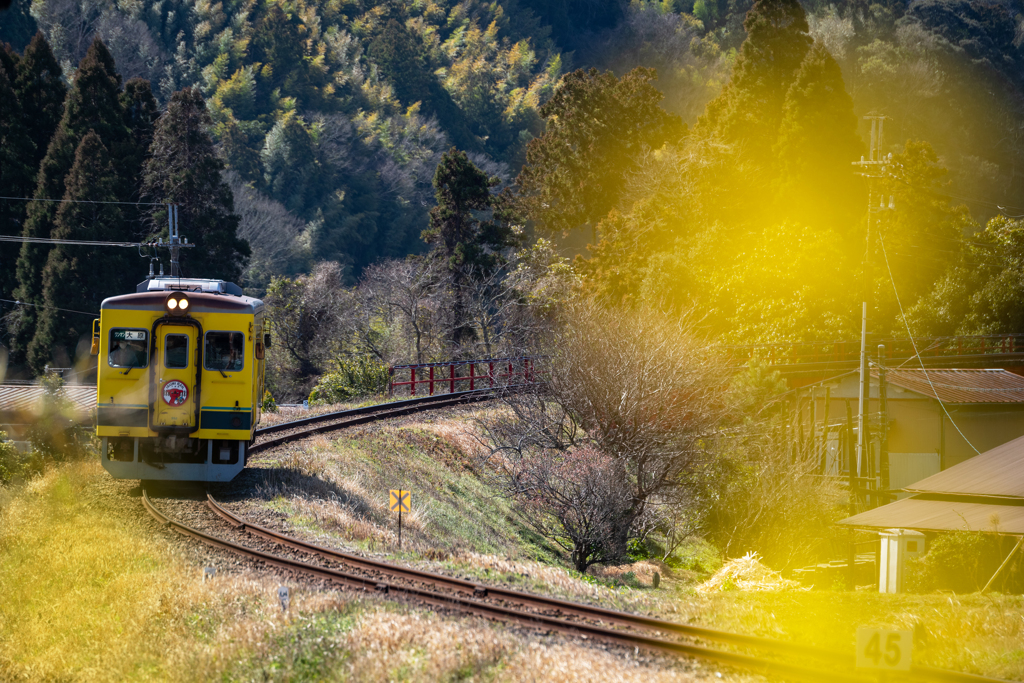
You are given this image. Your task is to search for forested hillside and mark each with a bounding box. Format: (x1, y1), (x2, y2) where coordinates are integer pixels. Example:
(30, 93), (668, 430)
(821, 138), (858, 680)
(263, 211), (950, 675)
(1, 0), (1023, 378)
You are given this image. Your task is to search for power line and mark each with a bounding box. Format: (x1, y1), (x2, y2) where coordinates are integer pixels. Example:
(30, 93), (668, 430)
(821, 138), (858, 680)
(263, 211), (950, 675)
(0, 298), (97, 317)
(0, 235), (152, 248)
(0, 195), (165, 207)
(878, 233), (980, 455)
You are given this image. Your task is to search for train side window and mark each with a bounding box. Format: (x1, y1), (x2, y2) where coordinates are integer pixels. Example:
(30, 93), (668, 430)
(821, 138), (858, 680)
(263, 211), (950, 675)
(108, 329), (149, 368)
(165, 334), (189, 369)
(204, 331), (244, 372)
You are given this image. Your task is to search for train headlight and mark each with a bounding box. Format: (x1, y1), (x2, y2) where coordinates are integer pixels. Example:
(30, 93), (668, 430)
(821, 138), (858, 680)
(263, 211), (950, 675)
(166, 293), (189, 315)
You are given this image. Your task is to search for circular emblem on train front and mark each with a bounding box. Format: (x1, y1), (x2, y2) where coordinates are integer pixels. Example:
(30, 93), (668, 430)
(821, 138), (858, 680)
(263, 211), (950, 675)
(163, 380), (188, 406)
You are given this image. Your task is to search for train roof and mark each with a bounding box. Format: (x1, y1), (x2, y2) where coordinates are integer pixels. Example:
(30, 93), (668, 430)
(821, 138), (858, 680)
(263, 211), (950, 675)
(101, 277), (263, 314)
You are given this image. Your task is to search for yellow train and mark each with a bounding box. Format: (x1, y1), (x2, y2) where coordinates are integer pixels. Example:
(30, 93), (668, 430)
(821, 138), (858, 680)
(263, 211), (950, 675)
(93, 277), (267, 481)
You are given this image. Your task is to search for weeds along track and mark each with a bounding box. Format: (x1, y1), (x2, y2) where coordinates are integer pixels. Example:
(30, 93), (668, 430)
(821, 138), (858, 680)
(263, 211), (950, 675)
(142, 391), (1011, 683)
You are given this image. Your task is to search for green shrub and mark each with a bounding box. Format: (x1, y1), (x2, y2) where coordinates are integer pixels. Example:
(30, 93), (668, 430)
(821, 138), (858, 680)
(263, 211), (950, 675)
(905, 531), (1019, 593)
(308, 357), (390, 405)
(261, 390), (278, 413)
(0, 430), (26, 485)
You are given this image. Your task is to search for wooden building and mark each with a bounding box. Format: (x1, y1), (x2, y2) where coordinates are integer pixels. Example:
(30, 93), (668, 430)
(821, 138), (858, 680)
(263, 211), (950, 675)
(808, 369), (1024, 497)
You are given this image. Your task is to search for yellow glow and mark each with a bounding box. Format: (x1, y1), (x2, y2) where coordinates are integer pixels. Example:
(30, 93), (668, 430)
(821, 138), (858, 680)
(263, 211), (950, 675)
(167, 298), (178, 310)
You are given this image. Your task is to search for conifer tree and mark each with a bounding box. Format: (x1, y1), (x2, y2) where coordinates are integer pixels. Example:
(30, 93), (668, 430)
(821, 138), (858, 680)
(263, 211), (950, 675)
(0, 62), (35, 301)
(699, 0), (812, 161)
(13, 32), (65, 173)
(10, 36), (127, 366)
(424, 147), (522, 348)
(116, 78), (159, 202)
(0, 42), (19, 81)
(143, 87), (250, 282)
(775, 43), (863, 226)
(28, 133), (133, 373)
(517, 67), (682, 235)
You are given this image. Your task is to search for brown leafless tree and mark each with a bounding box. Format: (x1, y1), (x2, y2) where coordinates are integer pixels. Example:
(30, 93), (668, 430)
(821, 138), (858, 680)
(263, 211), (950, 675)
(355, 258), (449, 364)
(478, 301), (731, 568)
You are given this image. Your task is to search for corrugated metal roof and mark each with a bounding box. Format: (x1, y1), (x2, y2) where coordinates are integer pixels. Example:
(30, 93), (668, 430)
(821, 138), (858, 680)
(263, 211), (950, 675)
(839, 428), (1024, 531)
(879, 368), (1024, 403)
(0, 385), (96, 415)
(838, 496), (1024, 534)
(902, 432), (1024, 498)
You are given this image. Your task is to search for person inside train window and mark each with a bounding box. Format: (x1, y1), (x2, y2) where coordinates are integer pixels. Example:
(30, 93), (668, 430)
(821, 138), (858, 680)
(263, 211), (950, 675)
(165, 334), (189, 369)
(109, 330), (148, 368)
(205, 331), (244, 372)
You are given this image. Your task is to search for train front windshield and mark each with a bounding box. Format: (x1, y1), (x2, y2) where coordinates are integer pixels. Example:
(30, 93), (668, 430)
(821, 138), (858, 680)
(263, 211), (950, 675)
(205, 331), (244, 372)
(109, 329), (149, 368)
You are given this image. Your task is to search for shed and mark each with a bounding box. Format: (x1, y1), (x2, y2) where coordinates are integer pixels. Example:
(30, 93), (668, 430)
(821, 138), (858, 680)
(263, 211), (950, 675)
(839, 432), (1024, 535)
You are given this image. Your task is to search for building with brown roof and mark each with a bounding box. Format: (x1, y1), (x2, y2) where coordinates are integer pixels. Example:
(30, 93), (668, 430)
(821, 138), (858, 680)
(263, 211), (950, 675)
(814, 368), (1024, 496)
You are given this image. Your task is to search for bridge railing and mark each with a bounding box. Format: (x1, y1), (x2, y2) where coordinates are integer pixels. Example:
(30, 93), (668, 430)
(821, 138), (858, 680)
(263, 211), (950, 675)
(724, 334), (1024, 368)
(388, 357), (541, 397)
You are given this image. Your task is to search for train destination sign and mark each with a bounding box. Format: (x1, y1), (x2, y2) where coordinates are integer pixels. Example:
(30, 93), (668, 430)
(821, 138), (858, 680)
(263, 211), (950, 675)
(113, 329), (147, 341)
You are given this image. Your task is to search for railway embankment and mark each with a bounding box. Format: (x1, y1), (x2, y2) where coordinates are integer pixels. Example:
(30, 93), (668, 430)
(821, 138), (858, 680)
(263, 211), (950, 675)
(1, 400), (1022, 681)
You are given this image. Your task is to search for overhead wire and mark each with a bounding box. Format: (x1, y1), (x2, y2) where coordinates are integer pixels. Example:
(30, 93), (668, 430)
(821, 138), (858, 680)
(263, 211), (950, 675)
(0, 298), (98, 317)
(878, 232), (980, 455)
(0, 235), (156, 248)
(0, 195), (165, 207)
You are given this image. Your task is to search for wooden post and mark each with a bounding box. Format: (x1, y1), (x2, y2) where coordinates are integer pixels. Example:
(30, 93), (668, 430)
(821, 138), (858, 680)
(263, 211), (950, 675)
(982, 536), (1023, 593)
(809, 388), (817, 463)
(429, 366), (434, 395)
(450, 364), (455, 393)
(822, 387), (832, 473)
(878, 344), (889, 499)
(410, 367), (416, 396)
(846, 398), (857, 590)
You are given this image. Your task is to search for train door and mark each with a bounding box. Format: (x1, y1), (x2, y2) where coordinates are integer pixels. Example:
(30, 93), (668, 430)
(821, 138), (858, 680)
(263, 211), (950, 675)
(153, 324), (198, 428)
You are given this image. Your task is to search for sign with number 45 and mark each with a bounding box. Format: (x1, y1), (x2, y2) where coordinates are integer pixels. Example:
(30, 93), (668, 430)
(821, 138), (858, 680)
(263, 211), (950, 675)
(856, 627), (912, 671)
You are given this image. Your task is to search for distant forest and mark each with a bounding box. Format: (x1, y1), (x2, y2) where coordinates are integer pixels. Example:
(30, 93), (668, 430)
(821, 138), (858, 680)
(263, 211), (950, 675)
(2, 0), (1024, 379)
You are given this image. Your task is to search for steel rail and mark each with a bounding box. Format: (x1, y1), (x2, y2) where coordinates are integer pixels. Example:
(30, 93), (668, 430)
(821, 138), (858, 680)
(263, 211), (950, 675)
(143, 490), (866, 683)
(206, 492), (849, 665)
(204, 392), (1014, 683)
(249, 388), (506, 455)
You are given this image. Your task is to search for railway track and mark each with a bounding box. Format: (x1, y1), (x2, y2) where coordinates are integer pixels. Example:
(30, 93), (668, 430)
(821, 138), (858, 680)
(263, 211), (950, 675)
(143, 390), (1011, 683)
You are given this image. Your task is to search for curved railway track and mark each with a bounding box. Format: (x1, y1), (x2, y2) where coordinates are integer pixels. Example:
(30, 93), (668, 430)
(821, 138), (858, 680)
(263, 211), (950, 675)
(143, 389), (1011, 683)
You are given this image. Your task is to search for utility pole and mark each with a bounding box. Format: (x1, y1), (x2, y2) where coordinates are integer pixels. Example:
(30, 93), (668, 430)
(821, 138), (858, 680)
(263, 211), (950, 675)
(852, 114), (891, 510)
(878, 343), (889, 500)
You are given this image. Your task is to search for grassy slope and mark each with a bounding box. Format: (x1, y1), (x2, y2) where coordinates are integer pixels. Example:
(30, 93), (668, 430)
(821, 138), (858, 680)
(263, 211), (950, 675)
(2, 407), (1022, 680)
(248, 405), (1024, 679)
(0, 459), (702, 681)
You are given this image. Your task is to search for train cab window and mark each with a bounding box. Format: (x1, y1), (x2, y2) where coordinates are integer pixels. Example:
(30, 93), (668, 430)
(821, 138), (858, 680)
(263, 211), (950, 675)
(205, 331), (244, 372)
(165, 334), (189, 369)
(108, 329), (148, 368)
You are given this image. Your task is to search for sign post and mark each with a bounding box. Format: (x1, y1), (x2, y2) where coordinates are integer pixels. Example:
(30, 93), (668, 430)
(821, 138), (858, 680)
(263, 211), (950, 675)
(389, 489), (410, 549)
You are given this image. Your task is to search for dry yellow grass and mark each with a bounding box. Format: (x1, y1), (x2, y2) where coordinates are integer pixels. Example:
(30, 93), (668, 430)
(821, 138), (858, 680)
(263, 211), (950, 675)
(0, 460), (360, 681)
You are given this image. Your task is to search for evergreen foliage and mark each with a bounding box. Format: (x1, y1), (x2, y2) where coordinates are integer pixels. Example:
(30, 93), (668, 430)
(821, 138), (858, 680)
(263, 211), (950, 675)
(517, 67), (683, 235)
(425, 147), (523, 348)
(28, 133), (132, 372)
(699, 0), (812, 159)
(10, 36), (127, 364)
(0, 0), (38, 49)
(143, 87), (250, 282)
(13, 32), (65, 173)
(775, 43), (863, 225)
(0, 60), (35, 301)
